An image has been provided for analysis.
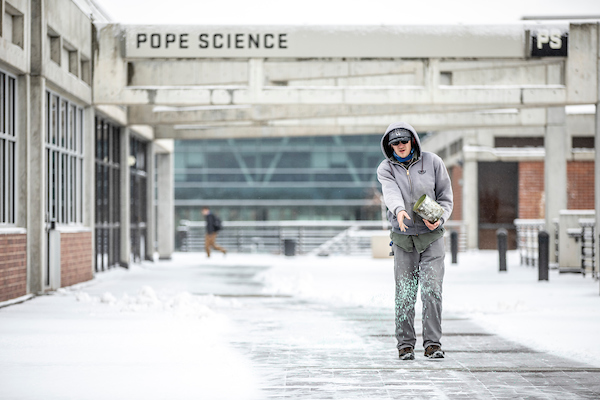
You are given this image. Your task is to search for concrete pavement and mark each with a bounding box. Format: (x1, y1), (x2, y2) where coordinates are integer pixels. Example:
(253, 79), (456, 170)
(195, 261), (600, 399)
(2, 254), (600, 399)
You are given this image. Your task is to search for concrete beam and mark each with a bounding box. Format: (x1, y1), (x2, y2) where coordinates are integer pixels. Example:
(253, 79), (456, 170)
(126, 58), (566, 88)
(96, 85), (571, 107)
(154, 109), (547, 139)
(128, 104), (507, 125)
(265, 108), (546, 128)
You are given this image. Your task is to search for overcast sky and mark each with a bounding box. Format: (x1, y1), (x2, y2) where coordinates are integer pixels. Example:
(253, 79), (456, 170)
(94, 0), (600, 25)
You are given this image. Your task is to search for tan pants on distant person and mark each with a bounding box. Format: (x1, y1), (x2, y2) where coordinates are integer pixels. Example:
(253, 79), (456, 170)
(205, 232), (227, 257)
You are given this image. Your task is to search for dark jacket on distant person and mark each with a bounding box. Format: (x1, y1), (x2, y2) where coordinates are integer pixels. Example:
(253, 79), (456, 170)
(205, 213), (219, 234)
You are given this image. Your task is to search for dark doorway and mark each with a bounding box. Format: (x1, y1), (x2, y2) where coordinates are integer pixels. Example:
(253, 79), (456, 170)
(130, 137), (148, 263)
(94, 117), (121, 271)
(478, 162), (518, 249)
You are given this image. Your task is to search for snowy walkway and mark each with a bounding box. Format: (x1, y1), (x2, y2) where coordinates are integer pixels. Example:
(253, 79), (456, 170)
(1, 251), (600, 399)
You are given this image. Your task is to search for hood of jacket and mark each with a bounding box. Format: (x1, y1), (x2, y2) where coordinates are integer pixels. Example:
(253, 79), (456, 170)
(380, 122), (422, 163)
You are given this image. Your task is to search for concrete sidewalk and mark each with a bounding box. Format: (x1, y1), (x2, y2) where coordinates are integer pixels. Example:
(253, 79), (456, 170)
(195, 261), (600, 399)
(2, 254), (600, 399)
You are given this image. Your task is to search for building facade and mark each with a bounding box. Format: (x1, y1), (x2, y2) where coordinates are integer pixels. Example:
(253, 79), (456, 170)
(0, 0), (174, 303)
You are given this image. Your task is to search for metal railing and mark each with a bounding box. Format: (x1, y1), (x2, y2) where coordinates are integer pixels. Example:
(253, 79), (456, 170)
(178, 220), (384, 256)
(514, 219), (546, 266)
(579, 218), (596, 278)
(516, 217), (598, 279)
(177, 219), (467, 256)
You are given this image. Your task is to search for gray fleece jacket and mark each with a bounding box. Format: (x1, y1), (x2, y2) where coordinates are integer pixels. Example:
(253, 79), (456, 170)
(376, 122), (453, 236)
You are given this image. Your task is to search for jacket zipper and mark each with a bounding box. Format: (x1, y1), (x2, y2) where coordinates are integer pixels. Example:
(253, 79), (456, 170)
(405, 164), (418, 236)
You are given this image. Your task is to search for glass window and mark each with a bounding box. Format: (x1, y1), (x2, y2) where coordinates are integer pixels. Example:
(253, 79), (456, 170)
(173, 134), (384, 221)
(45, 90), (84, 225)
(0, 70), (17, 224)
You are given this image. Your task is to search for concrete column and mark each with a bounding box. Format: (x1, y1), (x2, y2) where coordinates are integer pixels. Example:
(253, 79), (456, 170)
(83, 107), (95, 272)
(248, 58), (264, 101)
(462, 155), (478, 249)
(28, 76), (46, 294)
(120, 128), (131, 267)
(17, 76), (29, 228)
(544, 107), (568, 263)
(594, 103), (600, 278)
(145, 141), (156, 261)
(156, 152), (174, 259)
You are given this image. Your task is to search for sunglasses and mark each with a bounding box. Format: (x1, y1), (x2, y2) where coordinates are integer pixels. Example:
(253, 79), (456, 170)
(391, 139), (410, 145)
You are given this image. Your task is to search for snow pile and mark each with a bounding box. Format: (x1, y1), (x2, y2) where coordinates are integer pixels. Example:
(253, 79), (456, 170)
(60, 285), (226, 321)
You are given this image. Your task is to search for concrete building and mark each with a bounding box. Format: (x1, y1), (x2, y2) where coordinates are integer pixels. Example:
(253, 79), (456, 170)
(0, 0), (173, 303)
(1, 0), (599, 303)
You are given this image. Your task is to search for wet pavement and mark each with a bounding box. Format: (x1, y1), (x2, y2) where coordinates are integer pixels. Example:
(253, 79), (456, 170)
(200, 262), (600, 399)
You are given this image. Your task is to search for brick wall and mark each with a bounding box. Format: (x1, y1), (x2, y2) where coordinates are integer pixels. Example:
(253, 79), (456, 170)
(567, 161), (595, 210)
(449, 165), (463, 221)
(61, 232), (93, 288)
(517, 161), (595, 217)
(518, 161), (545, 219)
(0, 234), (27, 302)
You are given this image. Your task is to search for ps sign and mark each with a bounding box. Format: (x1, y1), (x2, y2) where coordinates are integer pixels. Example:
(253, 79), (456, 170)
(530, 29), (568, 57)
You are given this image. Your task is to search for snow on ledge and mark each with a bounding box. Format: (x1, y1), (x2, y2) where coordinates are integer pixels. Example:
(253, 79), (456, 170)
(566, 104), (596, 115)
(0, 294), (34, 309)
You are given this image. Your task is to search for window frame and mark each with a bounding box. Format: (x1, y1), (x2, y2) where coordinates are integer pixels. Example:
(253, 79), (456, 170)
(45, 89), (84, 226)
(0, 69), (17, 225)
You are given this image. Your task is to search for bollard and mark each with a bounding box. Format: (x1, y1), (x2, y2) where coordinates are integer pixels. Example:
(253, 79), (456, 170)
(450, 231), (458, 264)
(538, 230), (549, 281)
(283, 239), (296, 256)
(497, 228), (508, 272)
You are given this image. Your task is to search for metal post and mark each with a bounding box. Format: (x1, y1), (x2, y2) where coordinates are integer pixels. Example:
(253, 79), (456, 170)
(581, 225), (587, 277)
(450, 231), (458, 264)
(497, 228), (507, 272)
(538, 231), (549, 281)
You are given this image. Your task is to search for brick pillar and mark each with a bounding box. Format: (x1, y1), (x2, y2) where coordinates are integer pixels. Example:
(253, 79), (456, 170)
(449, 165), (463, 221)
(519, 161), (545, 219)
(567, 161), (595, 210)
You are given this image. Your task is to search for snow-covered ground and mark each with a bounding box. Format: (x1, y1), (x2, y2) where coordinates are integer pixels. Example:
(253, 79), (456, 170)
(0, 262), (261, 400)
(256, 250), (600, 366)
(1, 249), (599, 399)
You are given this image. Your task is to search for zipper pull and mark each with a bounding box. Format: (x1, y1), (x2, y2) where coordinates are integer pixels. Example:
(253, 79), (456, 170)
(406, 169), (409, 176)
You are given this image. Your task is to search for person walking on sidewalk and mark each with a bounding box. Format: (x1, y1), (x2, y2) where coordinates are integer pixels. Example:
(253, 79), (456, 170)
(202, 207), (227, 258)
(376, 122), (453, 360)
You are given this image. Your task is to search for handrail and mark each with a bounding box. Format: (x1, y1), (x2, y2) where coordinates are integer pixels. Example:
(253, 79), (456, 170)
(177, 219), (467, 255)
(514, 219), (546, 267)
